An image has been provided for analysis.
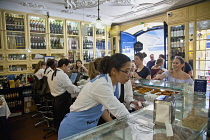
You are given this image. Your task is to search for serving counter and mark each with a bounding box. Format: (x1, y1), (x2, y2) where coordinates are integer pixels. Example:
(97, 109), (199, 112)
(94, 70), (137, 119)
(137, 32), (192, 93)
(61, 80), (209, 140)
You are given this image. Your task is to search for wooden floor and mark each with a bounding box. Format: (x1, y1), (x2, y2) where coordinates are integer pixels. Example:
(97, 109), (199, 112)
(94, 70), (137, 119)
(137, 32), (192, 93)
(8, 112), (57, 140)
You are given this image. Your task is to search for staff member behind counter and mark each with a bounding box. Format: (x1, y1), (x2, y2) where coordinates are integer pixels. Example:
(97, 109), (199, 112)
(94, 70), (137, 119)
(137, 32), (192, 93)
(47, 59), (81, 130)
(58, 53), (132, 139)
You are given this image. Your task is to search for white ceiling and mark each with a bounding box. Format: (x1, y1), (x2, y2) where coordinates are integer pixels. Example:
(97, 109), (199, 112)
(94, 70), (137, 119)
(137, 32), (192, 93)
(0, 0), (208, 25)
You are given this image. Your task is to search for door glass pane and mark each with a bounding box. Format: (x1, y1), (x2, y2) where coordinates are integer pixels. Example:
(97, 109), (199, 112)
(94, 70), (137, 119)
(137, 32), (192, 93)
(8, 54), (26, 60)
(7, 32), (25, 49)
(29, 16), (46, 33)
(30, 33), (46, 49)
(5, 13), (24, 31)
(67, 21), (79, 35)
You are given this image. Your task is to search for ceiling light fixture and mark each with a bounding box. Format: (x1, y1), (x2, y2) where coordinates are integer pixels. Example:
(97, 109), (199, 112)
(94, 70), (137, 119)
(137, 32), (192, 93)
(90, 0), (106, 29)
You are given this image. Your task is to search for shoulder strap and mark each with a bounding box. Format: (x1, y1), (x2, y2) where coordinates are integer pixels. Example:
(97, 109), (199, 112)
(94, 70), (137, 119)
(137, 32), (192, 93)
(51, 69), (60, 81)
(119, 84), (124, 103)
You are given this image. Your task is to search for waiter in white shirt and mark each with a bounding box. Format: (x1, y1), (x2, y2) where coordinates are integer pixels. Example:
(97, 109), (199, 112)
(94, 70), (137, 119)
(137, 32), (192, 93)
(47, 59), (80, 130)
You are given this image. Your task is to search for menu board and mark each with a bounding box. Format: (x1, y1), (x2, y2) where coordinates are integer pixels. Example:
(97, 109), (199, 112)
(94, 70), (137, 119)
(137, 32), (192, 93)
(194, 79), (207, 93)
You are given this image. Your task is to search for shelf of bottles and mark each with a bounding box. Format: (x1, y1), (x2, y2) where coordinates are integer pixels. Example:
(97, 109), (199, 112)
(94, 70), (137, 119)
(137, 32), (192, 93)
(8, 64), (27, 72)
(83, 36), (93, 50)
(68, 37), (79, 50)
(5, 12), (25, 32)
(5, 12), (26, 50)
(29, 15), (47, 50)
(195, 20), (210, 83)
(96, 38), (106, 58)
(5, 91), (23, 113)
(49, 19), (64, 49)
(6, 32), (25, 49)
(170, 25), (185, 60)
(96, 28), (105, 38)
(30, 53), (47, 61)
(7, 54), (27, 61)
(68, 51), (80, 63)
(67, 21), (79, 36)
(83, 50), (94, 63)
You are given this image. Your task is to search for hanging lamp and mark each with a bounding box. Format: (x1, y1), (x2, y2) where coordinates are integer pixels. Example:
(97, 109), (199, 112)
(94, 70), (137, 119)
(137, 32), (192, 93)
(90, 0), (106, 29)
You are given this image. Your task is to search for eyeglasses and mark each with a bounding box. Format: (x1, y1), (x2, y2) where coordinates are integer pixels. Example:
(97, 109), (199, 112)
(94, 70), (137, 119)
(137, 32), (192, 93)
(119, 69), (131, 75)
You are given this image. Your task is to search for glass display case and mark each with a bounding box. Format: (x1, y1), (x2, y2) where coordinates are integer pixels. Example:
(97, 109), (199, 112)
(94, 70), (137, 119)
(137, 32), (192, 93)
(30, 53), (47, 61)
(8, 63), (28, 73)
(49, 18), (64, 50)
(7, 53), (27, 61)
(83, 50), (93, 63)
(0, 65), (5, 73)
(169, 24), (186, 69)
(4, 12), (26, 50)
(29, 15), (47, 50)
(63, 80), (208, 140)
(0, 53), (5, 62)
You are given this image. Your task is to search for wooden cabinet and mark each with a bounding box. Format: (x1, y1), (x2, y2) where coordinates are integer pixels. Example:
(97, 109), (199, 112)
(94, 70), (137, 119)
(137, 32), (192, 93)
(0, 9), (111, 76)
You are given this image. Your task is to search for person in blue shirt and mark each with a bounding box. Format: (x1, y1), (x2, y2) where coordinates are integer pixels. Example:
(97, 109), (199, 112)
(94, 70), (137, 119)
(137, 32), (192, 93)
(146, 54), (156, 70)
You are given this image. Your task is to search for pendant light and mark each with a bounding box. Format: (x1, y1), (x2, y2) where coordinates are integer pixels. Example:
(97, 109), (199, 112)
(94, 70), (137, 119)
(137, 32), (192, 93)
(90, 0), (106, 29)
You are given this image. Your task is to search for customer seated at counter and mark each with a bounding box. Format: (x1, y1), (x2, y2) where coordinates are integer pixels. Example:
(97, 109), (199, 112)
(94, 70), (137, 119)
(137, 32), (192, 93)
(72, 60), (88, 73)
(133, 52), (151, 79)
(151, 58), (164, 78)
(58, 53), (132, 139)
(153, 56), (193, 84)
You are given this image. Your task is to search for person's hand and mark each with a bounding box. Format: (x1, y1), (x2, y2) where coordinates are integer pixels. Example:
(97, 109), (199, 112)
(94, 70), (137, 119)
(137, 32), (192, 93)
(130, 100), (144, 111)
(133, 72), (142, 79)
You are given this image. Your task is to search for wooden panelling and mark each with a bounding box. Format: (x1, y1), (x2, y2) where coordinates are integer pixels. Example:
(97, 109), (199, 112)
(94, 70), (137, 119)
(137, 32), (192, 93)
(167, 7), (188, 24)
(196, 1), (210, 20)
(188, 5), (196, 21)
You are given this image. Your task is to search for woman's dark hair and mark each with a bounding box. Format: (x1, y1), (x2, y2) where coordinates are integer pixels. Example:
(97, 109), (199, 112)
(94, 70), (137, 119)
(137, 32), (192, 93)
(159, 54), (165, 59)
(99, 53), (131, 75)
(44, 59), (57, 73)
(156, 58), (163, 64)
(175, 56), (185, 64)
(76, 60), (82, 69)
(58, 59), (70, 67)
(88, 58), (102, 80)
(135, 52), (147, 60)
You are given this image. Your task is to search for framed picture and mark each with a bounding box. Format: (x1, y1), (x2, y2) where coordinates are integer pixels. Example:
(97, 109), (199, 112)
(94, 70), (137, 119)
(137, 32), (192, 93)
(44, 56), (55, 62)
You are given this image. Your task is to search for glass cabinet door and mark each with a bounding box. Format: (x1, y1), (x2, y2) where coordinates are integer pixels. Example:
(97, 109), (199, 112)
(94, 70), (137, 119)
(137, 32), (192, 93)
(169, 24), (186, 69)
(50, 53), (65, 61)
(0, 53), (5, 62)
(30, 53), (47, 61)
(67, 21), (79, 36)
(196, 20), (210, 82)
(6, 32), (25, 49)
(68, 51), (80, 63)
(4, 12), (26, 50)
(29, 16), (47, 50)
(7, 53), (27, 61)
(96, 28), (105, 38)
(83, 50), (93, 63)
(0, 65), (5, 73)
(83, 36), (93, 49)
(8, 64), (28, 72)
(49, 19), (64, 50)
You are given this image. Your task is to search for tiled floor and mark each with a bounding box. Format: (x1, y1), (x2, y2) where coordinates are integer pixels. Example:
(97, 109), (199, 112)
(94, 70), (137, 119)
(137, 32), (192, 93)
(8, 113), (57, 140)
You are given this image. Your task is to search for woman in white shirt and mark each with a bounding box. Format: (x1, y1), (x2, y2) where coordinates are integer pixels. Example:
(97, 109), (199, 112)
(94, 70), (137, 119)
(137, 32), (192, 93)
(58, 53), (132, 139)
(34, 61), (46, 80)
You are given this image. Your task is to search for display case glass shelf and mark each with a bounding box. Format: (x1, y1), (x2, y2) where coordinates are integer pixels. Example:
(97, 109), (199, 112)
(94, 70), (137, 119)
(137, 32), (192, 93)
(134, 79), (190, 91)
(63, 80), (208, 140)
